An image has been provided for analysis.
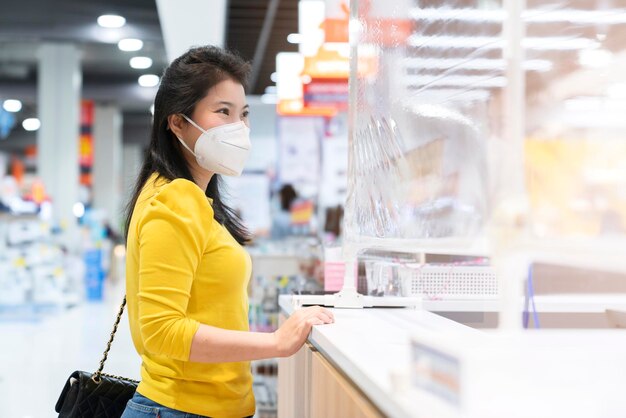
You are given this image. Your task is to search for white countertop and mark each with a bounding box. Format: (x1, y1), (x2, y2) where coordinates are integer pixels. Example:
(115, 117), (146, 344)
(279, 294), (626, 418)
(279, 295), (476, 418)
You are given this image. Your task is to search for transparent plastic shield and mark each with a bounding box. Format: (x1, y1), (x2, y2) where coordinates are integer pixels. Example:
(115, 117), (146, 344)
(346, 0), (505, 249)
(523, 1), (626, 268)
(513, 2), (626, 330)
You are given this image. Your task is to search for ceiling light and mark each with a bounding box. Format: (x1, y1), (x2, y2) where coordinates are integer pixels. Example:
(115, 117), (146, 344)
(410, 8), (626, 25)
(138, 74), (159, 87)
(287, 33), (303, 44)
(3, 99), (22, 112)
(407, 35), (599, 51)
(405, 74), (507, 89)
(409, 104), (477, 128)
(97, 14), (126, 28)
(130, 57), (153, 69)
(564, 98), (602, 112)
(118, 38), (143, 52)
(406, 88), (492, 102)
(409, 7), (502, 23)
(22, 118), (40, 131)
(526, 9), (626, 25)
(607, 83), (626, 99)
(578, 49), (613, 68)
(403, 58), (552, 72)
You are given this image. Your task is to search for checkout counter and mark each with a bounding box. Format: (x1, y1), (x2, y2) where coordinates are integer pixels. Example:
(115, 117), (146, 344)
(277, 294), (626, 418)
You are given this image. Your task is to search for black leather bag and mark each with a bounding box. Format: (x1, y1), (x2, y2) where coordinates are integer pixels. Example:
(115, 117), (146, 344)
(55, 297), (139, 417)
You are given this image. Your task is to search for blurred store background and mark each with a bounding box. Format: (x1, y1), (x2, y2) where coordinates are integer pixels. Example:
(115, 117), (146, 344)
(2, 0), (626, 417)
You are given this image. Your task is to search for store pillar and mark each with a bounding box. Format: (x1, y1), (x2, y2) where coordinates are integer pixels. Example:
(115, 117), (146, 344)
(37, 43), (81, 251)
(122, 143), (143, 211)
(93, 105), (123, 233)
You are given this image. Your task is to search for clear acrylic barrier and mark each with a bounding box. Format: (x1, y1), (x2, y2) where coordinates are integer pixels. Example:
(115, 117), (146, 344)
(346, 0), (505, 252)
(523, 1), (626, 264)
(334, 4), (626, 415)
(341, 0), (507, 309)
(344, 0), (626, 325)
(516, 1), (626, 329)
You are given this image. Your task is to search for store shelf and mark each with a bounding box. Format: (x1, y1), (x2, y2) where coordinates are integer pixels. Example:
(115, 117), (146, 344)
(421, 294), (626, 313)
(532, 294), (626, 313)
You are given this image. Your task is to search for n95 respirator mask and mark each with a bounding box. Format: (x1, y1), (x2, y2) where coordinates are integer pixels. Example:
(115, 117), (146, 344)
(177, 114), (251, 176)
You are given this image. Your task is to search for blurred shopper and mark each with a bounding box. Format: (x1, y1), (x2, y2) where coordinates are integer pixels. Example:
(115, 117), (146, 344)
(122, 46), (334, 418)
(270, 183), (298, 239)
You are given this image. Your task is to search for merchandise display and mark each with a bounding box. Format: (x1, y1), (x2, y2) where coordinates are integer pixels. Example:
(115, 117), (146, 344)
(0, 214), (82, 321)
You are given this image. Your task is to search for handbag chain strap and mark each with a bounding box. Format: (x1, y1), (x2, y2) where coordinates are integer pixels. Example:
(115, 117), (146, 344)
(92, 296), (140, 384)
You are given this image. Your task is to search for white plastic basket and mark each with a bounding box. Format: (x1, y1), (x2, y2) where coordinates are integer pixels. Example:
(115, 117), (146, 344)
(398, 265), (498, 300)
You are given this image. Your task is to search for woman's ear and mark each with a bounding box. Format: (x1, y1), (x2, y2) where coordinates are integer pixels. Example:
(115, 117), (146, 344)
(167, 114), (186, 139)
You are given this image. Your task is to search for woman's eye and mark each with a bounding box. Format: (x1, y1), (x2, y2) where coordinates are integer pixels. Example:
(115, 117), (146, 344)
(217, 108), (230, 115)
(242, 111), (250, 118)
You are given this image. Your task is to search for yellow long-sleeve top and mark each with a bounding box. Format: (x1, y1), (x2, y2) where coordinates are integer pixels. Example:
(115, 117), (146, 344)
(125, 173), (255, 418)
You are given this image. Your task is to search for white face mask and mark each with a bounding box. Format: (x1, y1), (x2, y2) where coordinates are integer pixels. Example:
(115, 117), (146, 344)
(177, 115), (251, 176)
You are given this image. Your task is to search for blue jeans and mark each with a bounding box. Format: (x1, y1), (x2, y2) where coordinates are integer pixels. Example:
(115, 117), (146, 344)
(121, 392), (254, 418)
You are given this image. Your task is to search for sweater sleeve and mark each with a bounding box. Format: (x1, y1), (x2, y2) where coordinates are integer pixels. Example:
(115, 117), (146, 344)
(136, 178), (213, 361)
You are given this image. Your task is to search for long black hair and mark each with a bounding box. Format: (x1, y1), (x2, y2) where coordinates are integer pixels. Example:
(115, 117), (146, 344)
(124, 46), (251, 245)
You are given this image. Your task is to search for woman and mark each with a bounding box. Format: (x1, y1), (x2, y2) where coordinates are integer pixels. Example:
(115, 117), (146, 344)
(122, 46), (334, 418)
(270, 183), (298, 239)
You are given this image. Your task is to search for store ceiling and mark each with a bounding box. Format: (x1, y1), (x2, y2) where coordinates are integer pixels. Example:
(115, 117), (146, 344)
(0, 0), (296, 152)
(408, 0), (626, 102)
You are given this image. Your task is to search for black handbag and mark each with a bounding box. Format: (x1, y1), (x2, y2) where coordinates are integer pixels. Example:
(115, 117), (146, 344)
(55, 297), (139, 417)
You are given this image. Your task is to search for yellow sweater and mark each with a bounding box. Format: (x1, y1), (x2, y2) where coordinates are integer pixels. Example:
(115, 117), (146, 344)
(125, 173), (255, 418)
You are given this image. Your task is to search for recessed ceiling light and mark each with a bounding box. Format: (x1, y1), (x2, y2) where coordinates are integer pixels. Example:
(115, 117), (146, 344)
(3, 99), (22, 112)
(130, 57), (153, 69)
(22, 118), (41, 131)
(403, 58), (552, 72)
(408, 35), (599, 51)
(118, 38), (143, 52)
(607, 83), (626, 99)
(138, 74), (160, 87)
(287, 33), (303, 44)
(410, 8), (626, 25)
(97, 14), (126, 29)
(579, 49), (613, 68)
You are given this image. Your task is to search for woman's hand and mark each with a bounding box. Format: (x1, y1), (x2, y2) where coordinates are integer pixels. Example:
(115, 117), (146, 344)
(273, 306), (335, 357)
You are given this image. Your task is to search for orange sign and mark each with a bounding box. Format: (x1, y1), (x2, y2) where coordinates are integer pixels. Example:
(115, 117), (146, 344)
(323, 0), (350, 43)
(303, 46), (349, 79)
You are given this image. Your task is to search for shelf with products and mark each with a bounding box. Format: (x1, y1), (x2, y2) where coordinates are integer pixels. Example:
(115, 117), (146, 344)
(0, 213), (83, 321)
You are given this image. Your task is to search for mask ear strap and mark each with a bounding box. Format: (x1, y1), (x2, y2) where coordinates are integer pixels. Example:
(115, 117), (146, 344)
(176, 136), (196, 157)
(181, 114), (206, 134)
